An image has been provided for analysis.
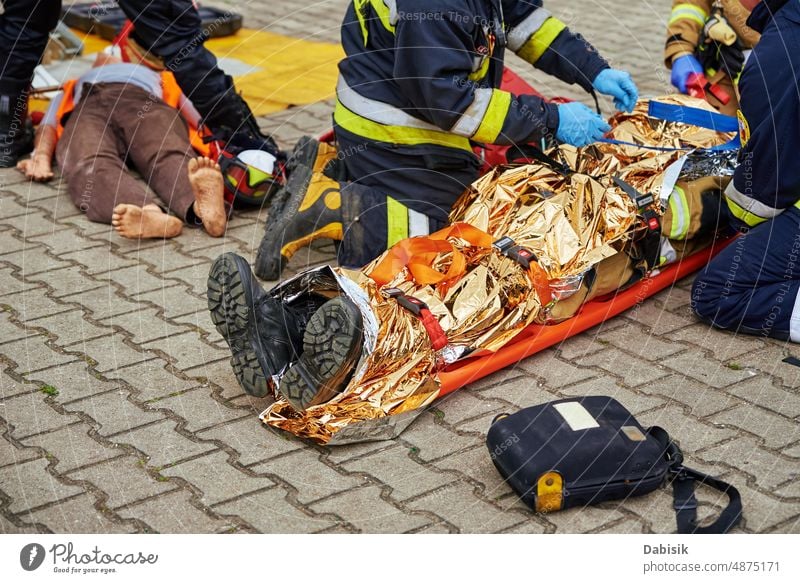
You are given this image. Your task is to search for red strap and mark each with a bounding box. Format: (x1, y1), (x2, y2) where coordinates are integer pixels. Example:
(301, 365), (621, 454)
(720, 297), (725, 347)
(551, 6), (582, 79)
(418, 308), (448, 350)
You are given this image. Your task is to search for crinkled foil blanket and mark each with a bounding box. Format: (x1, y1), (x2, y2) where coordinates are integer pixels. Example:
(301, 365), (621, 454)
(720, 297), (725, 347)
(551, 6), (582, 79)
(264, 96), (734, 443)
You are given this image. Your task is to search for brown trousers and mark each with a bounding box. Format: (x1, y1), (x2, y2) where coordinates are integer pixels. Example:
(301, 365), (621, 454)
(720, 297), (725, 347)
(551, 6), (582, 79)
(57, 82), (197, 224)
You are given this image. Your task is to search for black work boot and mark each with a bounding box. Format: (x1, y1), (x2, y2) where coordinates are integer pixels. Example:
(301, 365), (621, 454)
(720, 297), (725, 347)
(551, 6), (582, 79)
(278, 295), (364, 411)
(0, 80), (33, 168)
(207, 252), (306, 397)
(254, 136), (343, 280)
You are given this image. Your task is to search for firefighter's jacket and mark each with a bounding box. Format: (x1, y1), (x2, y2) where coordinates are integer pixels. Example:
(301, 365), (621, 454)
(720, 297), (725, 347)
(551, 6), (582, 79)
(335, 0), (610, 153)
(722, 0), (800, 229)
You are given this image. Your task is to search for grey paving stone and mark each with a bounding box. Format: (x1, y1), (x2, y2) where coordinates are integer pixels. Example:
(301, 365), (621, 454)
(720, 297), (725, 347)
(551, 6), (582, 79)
(25, 361), (119, 405)
(110, 420), (216, 468)
(2, 334), (78, 374)
(26, 310), (110, 346)
(0, 457), (83, 513)
(107, 360), (198, 402)
(22, 493), (136, 534)
(575, 347), (672, 387)
(0, 433), (40, 469)
(63, 390), (166, 437)
(28, 228), (104, 255)
(2, 246), (72, 276)
(0, 370), (39, 401)
(67, 456), (178, 509)
(147, 387), (249, 433)
(558, 376), (667, 414)
(3, 285), (73, 322)
(405, 480), (526, 533)
(116, 489), (238, 533)
(195, 417), (303, 466)
(59, 247), (140, 276)
(343, 445), (454, 501)
(698, 437), (795, 491)
(399, 411), (481, 462)
(709, 406), (800, 449)
(0, 310), (31, 344)
(92, 264), (175, 295)
(661, 351), (756, 389)
(433, 390), (504, 426)
(99, 307), (189, 345)
(638, 373), (740, 417)
(251, 448), (364, 504)
(0, 265), (43, 297)
(22, 424), (123, 473)
(727, 376), (800, 419)
(0, 390), (79, 439)
(134, 284), (204, 320)
(516, 348), (601, 388)
(311, 485), (429, 533)
(71, 334), (155, 373)
(213, 485), (337, 532)
(163, 450), (274, 506)
(59, 285), (143, 320)
(140, 332), (229, 371)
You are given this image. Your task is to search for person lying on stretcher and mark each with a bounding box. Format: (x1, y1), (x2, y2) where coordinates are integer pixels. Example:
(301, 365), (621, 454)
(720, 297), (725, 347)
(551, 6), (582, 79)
(207, 96), (737, 443)
(17, 52), (227, 240)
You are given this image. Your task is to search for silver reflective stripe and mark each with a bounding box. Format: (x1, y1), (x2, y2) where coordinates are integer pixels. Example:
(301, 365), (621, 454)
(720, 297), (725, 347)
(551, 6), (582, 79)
(507, 8), (552, 52)
(408, 208), (430, 237)
(336, 75), (441, 131)
(724, 180), (783, 219)
(791, 287), (800, 342)
(384, 0), (399, 25)
(450, 87), (493, 137)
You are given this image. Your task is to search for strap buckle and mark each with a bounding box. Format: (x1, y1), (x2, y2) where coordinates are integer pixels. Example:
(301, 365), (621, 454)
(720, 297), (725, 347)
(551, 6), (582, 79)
(381, 288), (448, 350)
(493, 237), (538, 270)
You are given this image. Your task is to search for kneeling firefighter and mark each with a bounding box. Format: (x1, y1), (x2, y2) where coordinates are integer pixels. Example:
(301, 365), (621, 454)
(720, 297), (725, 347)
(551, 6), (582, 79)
(255, 0), (639, 280)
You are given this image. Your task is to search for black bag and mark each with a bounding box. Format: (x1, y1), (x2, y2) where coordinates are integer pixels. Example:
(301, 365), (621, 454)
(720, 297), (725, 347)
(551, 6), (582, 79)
(487, 396), (742, 534)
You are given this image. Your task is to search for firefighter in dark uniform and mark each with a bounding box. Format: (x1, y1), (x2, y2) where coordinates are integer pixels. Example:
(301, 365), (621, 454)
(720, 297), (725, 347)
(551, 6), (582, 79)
(0, 0), (277, 170)
(255, 0), (639, 280)
(692, 0), (800, 341)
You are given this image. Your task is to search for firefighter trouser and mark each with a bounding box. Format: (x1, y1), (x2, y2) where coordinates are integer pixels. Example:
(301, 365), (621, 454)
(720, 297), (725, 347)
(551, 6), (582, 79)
(334, 126), (481, 268)
(57, 83), (198, 224)
(692, 205), (800, 342)
(0, 0), (61, 88)
(117, 0), (236, 126)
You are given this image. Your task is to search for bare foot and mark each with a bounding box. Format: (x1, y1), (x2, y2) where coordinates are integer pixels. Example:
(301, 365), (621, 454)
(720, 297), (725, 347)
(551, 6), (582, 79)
(111, 204), (182, 239)
(188, 156), (226, 237)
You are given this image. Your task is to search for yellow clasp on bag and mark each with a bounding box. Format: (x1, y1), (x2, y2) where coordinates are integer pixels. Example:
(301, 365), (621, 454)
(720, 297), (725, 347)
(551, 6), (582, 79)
(535, 471), (564, 513)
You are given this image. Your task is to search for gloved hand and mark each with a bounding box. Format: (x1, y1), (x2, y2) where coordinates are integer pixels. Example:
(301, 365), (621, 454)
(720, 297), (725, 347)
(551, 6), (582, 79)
(592, 68), (639, 112)
(555, 102), (611, 148)
(670, 54), (704, 94)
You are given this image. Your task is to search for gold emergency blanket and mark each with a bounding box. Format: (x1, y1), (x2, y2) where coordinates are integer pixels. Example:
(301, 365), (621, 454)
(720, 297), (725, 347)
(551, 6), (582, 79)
(263, 96), (733, 444)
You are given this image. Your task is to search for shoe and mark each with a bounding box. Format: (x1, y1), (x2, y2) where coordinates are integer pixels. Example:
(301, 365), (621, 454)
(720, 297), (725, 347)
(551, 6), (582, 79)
(0, 83), (33, 168)
(207, 252), (304, 397)
(278, 295), (364, 410)
(254, 137), (343, 280)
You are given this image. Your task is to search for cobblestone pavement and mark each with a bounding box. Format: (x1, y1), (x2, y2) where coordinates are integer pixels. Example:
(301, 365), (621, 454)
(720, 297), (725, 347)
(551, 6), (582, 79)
(1, 0), (799, 534)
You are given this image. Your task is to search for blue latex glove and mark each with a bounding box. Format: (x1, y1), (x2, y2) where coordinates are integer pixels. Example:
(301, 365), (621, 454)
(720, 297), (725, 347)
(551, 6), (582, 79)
(555, 102), (612, 147)
(670, 55), (704, 94)
(592, 68), (639, 113)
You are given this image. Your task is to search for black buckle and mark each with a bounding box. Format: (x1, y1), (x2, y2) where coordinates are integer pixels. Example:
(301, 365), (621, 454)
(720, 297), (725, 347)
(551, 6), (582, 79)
(493, 237), (537, 270)
(382, 287), (426, 316)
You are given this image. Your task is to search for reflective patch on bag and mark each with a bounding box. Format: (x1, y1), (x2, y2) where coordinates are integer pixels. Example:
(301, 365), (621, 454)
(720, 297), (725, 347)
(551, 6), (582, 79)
(621, 425), (647, 442)
(553, 401), (599, 431)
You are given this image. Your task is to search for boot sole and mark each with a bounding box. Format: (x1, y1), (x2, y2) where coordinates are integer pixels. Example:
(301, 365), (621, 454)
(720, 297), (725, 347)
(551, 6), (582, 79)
(207, 253), (273, 397)
(254, 154), (315, 280)
(279, 296), (363, 410)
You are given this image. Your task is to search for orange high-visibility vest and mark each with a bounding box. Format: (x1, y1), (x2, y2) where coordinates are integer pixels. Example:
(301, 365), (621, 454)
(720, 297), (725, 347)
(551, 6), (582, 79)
(54, 71), (212, 157)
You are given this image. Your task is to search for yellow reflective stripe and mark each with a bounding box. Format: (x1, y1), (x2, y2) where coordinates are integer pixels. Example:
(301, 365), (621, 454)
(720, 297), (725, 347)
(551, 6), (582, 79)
(334, 100), (472, 151)
(517, 17), (567, 64)
(468, 56), (491, 82)
(371, 0), (397, 35)
(669, 186), (690, 240)
(668, 3), (709, 26)
(353, 0), (370, 45)
(472, 89), (511, 144)
(386, 196), (409, 246)
(725, 196), (768, 227)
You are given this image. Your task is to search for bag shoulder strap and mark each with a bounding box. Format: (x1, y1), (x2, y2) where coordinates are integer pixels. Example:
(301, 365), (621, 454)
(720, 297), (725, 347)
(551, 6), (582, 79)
(648, 426), (743, 534)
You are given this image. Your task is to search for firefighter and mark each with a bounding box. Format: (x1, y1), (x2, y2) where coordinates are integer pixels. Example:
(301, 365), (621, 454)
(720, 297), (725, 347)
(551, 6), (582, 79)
(0, 0), (279, 170)
(665, 0), (760, 115)
(254, 0), (639, 280)
(692, 0), (800, 341)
